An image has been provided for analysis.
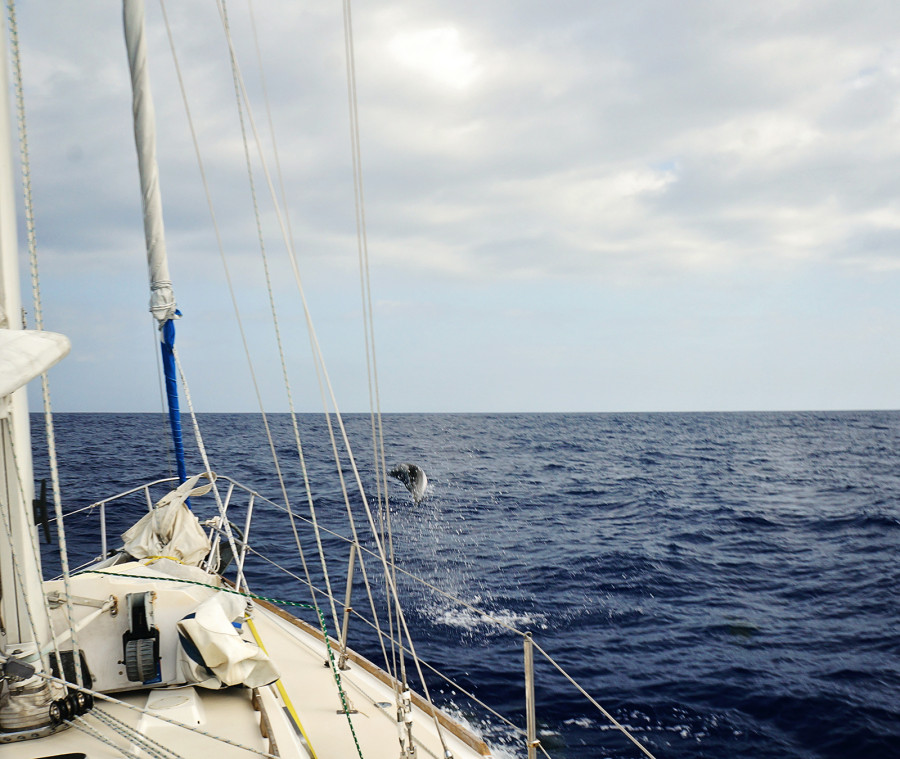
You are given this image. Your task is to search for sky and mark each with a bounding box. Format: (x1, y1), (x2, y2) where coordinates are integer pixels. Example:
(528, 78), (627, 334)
(9, 0), (900, 413)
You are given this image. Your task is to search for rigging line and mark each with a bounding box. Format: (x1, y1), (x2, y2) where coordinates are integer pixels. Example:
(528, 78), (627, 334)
(205, 0), (355, 519)
(338, 0), (395, 682)
(29, 662), (283, 756)
(217, 0), (342, 639)
(249, 495), (532, 638)
(531, 639), (659, 759)
(340, 0), (392, 552)
(341, 605), (525, 736)
(242, 0), (341, 657)
(69, 715), (145, 759)
(278, 342), (457, 755)
(5, 0), (83, 688)
(208, 0), (363, 538)
(169, 349), (245, 585)
(157, 0), (326, 630)
(333, 17), (404, 715)
(258, 252), (432, 718)
(245, 545), (405, 666)
(209, 0), (399, 690)
(215, 0), (302, 589)
(206, 9), (458, 714)
(341, 14), (405, 714)
(87, 710), (186, 759)
(318, 408), (457, 756)
(340, 0), (390, 534)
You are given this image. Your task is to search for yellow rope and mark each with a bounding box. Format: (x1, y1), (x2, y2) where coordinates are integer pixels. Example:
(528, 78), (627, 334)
(245, 616), (319, 759)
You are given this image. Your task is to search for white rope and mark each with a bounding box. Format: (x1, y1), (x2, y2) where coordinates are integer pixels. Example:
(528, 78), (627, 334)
(214, 0), (341, 638)
(208, 2), (405, 709)
(209, 1), (451, 733)
(89, 707), (187, 759)
(241, 0), (347, 659)
(32, 672), (280, 758)
(337, 0), (403, 711)
(145, 6), (519, 756)
(156, 0), (330, 642)
(74, 712), (179, 759)
(211, 42), (420, 699)
(168, 347), (244, 583)
(69, 714), (138, 758)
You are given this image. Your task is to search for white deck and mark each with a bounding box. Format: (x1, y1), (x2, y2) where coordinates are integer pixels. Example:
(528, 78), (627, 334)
(1, 563), (492, 759)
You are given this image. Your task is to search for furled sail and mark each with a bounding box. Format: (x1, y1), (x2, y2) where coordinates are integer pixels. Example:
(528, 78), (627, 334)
(123, 0), (175, 324)
(123, 0), (187, 485)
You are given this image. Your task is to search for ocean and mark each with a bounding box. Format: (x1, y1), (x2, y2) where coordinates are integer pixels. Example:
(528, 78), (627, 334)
(31, 411), (900, 759)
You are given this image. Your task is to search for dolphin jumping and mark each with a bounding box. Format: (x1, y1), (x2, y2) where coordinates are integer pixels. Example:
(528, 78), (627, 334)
(388, 463), (428, 504)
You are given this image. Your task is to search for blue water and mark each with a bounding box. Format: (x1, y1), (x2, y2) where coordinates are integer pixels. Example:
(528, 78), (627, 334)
(31, 411), (900, 758)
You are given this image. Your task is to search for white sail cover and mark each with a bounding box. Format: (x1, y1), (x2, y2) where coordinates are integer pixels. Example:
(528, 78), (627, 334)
(121, 472), (213, 565)
(177, 593), (278, 689)
(0, 329), (70, 398)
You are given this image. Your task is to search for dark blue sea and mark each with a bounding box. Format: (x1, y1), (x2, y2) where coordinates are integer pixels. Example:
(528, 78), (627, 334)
(31, 411), (900, 759)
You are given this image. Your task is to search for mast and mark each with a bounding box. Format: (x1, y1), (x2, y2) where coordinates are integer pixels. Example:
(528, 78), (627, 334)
(0, 0), (47, 656)
(0, 15), (70, 737)
(123, 0), (187, 485)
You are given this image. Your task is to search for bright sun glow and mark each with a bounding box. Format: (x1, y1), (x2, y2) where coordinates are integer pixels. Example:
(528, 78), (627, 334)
(388, 27), (479, 89)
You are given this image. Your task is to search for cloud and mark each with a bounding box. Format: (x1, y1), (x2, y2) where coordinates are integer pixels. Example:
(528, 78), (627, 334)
(14, 0), (900, 411)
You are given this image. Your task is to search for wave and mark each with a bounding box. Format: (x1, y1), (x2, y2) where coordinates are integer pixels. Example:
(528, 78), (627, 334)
(425, 602), (548, 635)
(38, 411), (900, 759)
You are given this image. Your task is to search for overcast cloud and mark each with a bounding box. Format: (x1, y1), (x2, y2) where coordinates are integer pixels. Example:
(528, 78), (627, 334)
(10, 1), (900, 412)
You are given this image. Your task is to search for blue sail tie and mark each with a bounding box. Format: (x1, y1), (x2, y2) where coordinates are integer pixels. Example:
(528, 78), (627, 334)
(160, 311), (188, 489)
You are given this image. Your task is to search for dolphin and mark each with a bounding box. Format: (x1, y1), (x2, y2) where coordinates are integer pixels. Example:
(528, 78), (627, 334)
(388, 463), (428, 504)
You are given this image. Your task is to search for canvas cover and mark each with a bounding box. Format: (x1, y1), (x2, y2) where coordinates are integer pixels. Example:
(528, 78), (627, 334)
(121, 472), (213, 566)
(177, 593), (278, 689)
(0, 329), (70, 398)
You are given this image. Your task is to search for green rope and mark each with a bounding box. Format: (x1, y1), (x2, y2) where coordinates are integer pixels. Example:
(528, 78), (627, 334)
(82, 569), (367, 758)
(83, 569), (314, 609)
